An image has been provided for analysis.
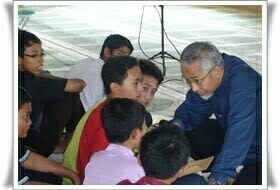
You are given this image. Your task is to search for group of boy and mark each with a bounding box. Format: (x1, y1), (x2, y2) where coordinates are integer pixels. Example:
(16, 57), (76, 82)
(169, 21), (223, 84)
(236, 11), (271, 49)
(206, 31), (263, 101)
(18, 29), (198, 185)
(18, 28), (262, 186)
(18, 85), (191, 185)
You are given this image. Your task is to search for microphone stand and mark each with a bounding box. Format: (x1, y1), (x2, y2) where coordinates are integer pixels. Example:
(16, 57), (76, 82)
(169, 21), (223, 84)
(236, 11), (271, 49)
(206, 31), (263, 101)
(148, 5), (179, 76)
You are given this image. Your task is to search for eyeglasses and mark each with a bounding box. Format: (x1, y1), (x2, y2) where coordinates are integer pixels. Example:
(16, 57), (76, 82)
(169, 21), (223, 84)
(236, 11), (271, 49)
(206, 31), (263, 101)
(183, 67), (214, 87)
(24, 51), (46, 59)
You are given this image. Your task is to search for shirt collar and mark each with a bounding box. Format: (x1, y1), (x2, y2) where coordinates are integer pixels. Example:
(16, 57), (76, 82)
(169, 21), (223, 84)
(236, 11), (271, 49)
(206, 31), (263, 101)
(213, 53), (228, 95)
(106, 143), (135, 157)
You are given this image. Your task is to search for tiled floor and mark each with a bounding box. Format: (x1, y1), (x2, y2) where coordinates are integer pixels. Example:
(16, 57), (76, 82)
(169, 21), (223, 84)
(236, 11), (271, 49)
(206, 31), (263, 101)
(18, 4), (262, 117)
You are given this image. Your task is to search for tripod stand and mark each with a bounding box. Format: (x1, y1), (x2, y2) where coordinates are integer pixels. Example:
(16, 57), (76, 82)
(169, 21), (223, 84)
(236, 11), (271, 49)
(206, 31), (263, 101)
(149, 5), (179, 76)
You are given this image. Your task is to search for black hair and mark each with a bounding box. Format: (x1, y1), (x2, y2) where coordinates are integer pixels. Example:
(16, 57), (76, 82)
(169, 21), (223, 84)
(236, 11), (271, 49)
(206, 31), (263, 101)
(140, 124), (191, 180)
(100, 34), (134, 57)
(101, 55), (139, 95)
(18, 29), (42, 58)
(101, 98), (145, 143)
(18, 85), (32, 110)
(139, 59), (164, 85)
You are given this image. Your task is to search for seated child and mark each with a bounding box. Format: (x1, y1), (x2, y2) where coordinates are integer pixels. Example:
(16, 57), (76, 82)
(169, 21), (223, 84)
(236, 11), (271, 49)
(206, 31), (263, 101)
(18, 29), (86, 157)
(18, 86), (81, 185)
(118, 124), (191, 185)
(62, 56), (144, 184)
(76, 56), (143, 181)
(83, 98), (147, 185)
(65, 34), (134, 112)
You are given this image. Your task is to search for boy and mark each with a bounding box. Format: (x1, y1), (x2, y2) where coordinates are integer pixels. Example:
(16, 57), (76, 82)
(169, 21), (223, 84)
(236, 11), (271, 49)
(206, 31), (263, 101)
(83, 98), (147, 184)
(18, 86), (81, 185)
(66, 34), (134, 111)
(63, 57), (164, 184)
(118, 124), (191, 185)
(18, 29), (86, 156)
(62, 55), (143, 183)
(138, 59), (164, 127)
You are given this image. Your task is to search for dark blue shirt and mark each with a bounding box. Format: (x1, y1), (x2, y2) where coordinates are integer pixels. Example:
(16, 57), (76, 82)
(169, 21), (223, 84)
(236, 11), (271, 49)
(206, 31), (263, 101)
(172, 53), (262, 184)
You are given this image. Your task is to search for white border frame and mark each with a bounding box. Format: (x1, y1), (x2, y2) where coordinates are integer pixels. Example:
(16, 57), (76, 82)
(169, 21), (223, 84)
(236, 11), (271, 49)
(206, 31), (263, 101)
(13, 1), (267, 189)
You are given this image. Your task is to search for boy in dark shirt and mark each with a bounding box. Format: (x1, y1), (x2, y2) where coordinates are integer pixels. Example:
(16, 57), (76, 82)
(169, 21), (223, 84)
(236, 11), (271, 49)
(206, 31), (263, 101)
(18, 29), (86, 156)
(18, 86), (81, 185)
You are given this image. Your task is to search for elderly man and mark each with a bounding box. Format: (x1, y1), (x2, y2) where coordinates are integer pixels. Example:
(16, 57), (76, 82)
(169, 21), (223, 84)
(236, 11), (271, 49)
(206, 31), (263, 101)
(171, 42), (262, 185)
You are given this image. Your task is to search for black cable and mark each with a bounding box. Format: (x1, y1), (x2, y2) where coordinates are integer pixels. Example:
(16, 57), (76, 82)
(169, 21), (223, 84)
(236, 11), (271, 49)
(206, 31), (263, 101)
(138, 6), (151, 59)
(138, 6), (182, 82)
(138, 6), (163, 65)
(153, 5), (181, 57)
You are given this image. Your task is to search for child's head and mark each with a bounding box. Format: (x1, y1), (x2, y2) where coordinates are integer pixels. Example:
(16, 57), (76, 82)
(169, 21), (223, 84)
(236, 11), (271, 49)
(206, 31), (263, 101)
(139, 124), (191, 183)
(101, 98), (147, 148)
(100, 34), (134, 61)
(18, 86), (32, 138)
(101, 56), (143, 101)
(18, 29), (44, 75)
(138, 59), (164, 107)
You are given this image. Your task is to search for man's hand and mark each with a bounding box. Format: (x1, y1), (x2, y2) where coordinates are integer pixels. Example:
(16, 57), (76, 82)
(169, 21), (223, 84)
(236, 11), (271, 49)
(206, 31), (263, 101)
(226, 177), (235, 185)
(208, 178), (222, 185)
(208, 177), (235, 185)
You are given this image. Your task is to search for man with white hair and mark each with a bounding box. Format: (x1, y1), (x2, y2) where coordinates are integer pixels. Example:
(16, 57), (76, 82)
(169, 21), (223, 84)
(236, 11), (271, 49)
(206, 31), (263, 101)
(171, 41), (262, 185)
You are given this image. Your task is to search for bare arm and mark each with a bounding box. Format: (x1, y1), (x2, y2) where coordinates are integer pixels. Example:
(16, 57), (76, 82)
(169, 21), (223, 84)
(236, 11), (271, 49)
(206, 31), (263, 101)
(64, 78), (86, 92)
(35, 73), (86, 92)
(21, 152), (81, 185)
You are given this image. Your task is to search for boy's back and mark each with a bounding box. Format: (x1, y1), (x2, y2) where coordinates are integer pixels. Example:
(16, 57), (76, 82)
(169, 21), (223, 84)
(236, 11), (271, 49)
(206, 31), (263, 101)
(65, 58), (105, 111)
(83, 144), (144, 185)
(62, 98), (106, 184)
(83, 98), (146, 184)
(77, 99), (109, 180)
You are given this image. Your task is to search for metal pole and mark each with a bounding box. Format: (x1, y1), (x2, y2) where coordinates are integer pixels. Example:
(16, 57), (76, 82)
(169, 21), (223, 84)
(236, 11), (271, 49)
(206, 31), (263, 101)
(160, 5), (166, 76)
